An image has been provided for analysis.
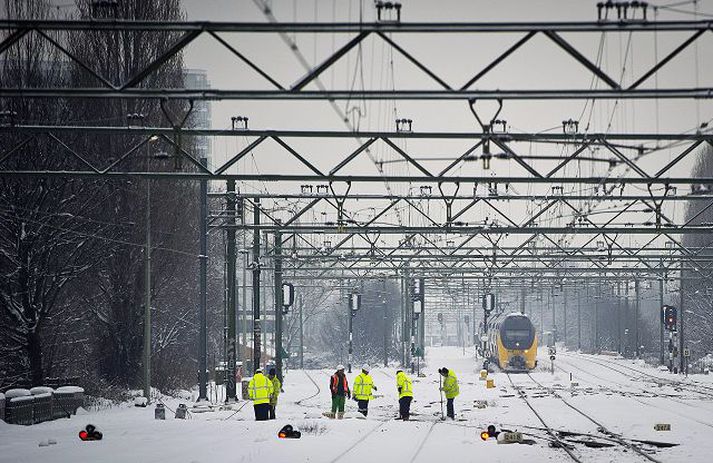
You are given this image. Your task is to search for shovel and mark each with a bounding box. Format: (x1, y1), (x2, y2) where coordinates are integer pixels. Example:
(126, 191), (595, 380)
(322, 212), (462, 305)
(439, 374), (445, 421)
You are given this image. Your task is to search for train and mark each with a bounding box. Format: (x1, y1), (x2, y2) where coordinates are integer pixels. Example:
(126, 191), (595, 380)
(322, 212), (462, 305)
(486, 313), (538, 371)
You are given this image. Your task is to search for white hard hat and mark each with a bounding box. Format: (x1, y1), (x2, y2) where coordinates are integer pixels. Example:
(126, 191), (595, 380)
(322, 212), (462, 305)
(362, 364), (370, 372)
(255, 367), (263, 373)
(336, 364), (345, 371)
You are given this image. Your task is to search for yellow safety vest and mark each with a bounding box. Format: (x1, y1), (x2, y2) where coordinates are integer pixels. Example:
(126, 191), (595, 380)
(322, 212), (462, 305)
(443, 371), (459, 399)
(248, 373), (274, 405)
(396, 371), (413, 398)
(353, 373), (374, 401)
(269, 376), (281, 405)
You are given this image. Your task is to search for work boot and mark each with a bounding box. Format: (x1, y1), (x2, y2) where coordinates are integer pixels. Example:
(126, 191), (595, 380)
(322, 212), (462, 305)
(337, 412), (344, 420)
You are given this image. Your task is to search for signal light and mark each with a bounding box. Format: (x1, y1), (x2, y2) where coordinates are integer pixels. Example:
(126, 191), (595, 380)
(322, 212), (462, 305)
(278, 424), (301, 439)
(662, 305), (677, 331)
(481, 424), (499, 440)
(78, 424), (102, 441)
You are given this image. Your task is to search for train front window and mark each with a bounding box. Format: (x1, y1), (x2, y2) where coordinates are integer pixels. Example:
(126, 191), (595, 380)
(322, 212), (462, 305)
(504, 329), (530, 340)
(499, 316), (535, 349)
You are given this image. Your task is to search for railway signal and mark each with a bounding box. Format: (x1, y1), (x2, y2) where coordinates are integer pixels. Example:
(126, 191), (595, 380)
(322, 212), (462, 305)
(348, 293), (361, 373)
(281, 282), (295, 314)
(483, 293), (495, 315)
(662, 305), (677, 331)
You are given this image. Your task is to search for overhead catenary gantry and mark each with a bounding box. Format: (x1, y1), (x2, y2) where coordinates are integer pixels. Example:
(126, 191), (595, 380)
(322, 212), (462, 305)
(1, 17), (713, 99)
(2, 11), (711, 398)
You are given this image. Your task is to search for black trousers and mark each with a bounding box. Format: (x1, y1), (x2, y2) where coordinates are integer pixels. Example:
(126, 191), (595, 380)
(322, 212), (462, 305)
(357, 400), (369, 416)
(254, 403), (271, 421)
(399, 396), (412, 420)
(446, 398), (455, 419)
(269, 403), (277, 419)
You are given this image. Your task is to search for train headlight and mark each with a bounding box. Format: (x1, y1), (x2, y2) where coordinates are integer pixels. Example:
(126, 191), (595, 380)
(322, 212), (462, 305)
(524, 349), (529, 353)
(480, 431), (490, 441)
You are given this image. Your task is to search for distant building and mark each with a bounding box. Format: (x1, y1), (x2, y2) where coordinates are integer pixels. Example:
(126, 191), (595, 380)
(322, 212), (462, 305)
(183, 69), (213, 167)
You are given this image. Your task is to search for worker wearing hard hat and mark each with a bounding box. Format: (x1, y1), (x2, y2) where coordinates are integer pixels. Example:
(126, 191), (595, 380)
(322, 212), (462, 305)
(395, 369), (414, 420)
(353, 364), (377, 417)
(248, 367), (274, 421)
(438, 367), (459, 420)
(328, 365), (350, 419)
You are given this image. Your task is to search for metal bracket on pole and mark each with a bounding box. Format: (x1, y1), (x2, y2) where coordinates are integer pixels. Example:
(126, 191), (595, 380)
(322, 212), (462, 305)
(329, 181), (352, 232)
(159, 98), (194, 171)
(438, 182), (461, 225)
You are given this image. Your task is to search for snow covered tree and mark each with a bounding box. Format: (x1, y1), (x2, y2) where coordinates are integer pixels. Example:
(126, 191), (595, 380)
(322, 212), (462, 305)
(0, 0), (108, 388)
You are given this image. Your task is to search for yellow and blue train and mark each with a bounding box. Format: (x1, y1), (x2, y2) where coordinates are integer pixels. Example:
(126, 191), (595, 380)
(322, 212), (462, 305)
(486, 313), (538, 371)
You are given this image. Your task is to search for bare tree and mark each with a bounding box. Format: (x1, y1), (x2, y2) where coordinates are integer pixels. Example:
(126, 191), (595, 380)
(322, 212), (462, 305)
(0, 0), (109, 388)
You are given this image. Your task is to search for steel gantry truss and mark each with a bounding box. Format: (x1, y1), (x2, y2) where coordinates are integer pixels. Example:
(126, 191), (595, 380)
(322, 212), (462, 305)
(1, 18), (713, 99)
(2, 12), (711, 398)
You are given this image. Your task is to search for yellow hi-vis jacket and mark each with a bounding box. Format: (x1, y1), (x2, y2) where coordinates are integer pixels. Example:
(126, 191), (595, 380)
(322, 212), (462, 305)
(396, 371), (413, 399)
(353, 372), (375, 401)
(248, 372), (274, 405)
(269, 376), (281, 406)
(442, 370), (459, 399)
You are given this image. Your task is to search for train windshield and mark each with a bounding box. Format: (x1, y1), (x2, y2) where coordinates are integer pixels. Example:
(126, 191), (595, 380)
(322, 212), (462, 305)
(504, 329), (531, 340)
(500, 316), (535, 349)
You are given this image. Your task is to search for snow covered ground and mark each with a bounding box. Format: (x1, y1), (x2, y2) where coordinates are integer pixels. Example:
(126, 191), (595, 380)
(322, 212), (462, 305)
(3, 346), (713, 463)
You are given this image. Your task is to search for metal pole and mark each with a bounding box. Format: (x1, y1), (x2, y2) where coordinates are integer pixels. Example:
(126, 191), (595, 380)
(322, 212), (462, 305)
(617, 281), (622, 354)
(348, 293), (353, 374)
(595, 292), (599, 352)
(551, 286), (556, 344)
(419, 278), (426, 360)
(274, 231), (283, 381)
(659, 276), (665, 364)
(383, 278), (388, 367)
(635, 279), (640, 358)
(252, 199), (261, 374)
(473, 287), (478, 350)
(241, 230), (247, 372)
(143, 179), (151, 402)
(577, 287), (581, 351)
(400, 274), (406, 366)
(299, 293), (304, 369)
(198, 157), (208, 402)
(262, 236), (268, 365)
(520, 286), (526, 314)
(405, 267), (413, 372)
(679, 264), (685, 374)
(540, 290), (544, 336)
(563, 286), (567, 347)
(225, 180), (237, 402)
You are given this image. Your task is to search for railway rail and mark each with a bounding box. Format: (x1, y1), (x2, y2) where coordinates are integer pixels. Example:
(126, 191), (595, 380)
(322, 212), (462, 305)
(523, 372), (663, 463)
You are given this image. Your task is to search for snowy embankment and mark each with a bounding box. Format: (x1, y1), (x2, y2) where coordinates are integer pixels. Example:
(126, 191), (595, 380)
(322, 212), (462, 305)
(2, 346), (713, 462)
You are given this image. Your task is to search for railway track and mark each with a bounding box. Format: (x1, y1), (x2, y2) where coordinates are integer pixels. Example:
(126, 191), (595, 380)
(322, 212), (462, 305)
(556, 356), (713, 429)
(327, 419), (438, 462)
(566, 353), (713, 400)
(295, 370), (322, 406)
(506, 372), (584, 463)
(327, 420), (390, 462)
(522, 372), (663, 463)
